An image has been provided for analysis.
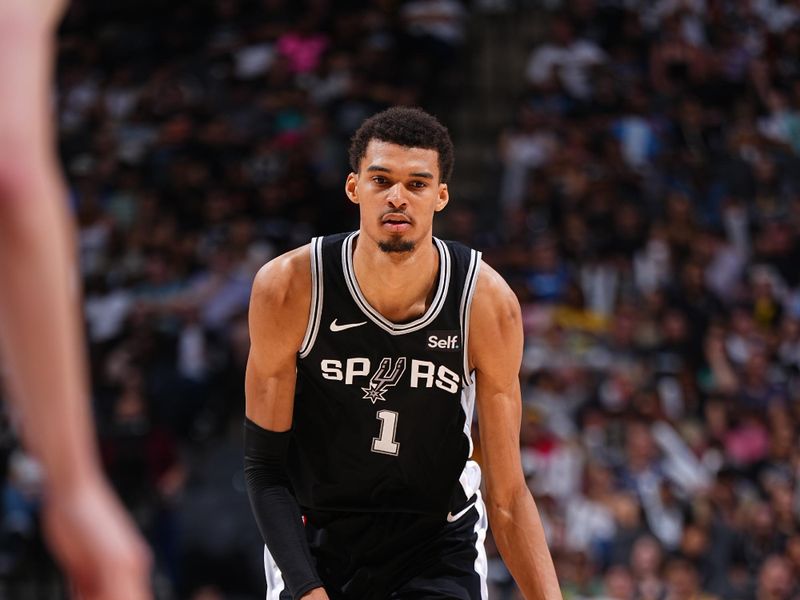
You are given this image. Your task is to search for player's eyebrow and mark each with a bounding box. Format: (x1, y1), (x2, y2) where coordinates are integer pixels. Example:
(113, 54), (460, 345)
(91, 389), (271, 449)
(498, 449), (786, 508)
(366, 165), (434, 179)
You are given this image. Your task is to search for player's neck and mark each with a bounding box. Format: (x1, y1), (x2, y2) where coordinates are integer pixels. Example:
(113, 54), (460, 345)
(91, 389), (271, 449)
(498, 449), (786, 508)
(352, 234), (439, 323)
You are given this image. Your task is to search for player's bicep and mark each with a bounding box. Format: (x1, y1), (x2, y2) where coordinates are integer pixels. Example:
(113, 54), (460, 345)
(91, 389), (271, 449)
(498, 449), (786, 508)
(469, 266), (527, 505)
(245, 250), (311, 431)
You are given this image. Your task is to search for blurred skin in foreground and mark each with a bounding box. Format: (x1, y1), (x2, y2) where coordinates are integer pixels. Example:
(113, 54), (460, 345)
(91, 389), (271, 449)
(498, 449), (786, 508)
(0, 1), (151, 598)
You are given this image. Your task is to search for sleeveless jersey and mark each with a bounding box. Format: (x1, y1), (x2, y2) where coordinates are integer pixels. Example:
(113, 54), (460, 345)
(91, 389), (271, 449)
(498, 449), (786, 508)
(287, 231), (483, 517)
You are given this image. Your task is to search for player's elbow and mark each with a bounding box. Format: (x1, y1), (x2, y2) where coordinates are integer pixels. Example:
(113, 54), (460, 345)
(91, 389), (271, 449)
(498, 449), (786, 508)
(485, 499), (515, 535)
(0, 149), (42, 205)
(485, 480), (530, 527)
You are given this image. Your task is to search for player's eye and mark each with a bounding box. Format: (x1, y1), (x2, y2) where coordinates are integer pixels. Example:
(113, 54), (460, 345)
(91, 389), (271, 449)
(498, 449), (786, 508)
(372, 176), (388, 185)
(409, 180), (426, 189)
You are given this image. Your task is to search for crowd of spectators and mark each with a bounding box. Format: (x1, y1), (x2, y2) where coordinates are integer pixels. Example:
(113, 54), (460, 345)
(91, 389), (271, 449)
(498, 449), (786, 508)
(1, 0), (800, 598)
(479, 0), (800, 599)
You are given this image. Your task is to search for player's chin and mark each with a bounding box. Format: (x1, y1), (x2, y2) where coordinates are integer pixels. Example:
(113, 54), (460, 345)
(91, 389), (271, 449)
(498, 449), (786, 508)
(378, 236), (415, 254)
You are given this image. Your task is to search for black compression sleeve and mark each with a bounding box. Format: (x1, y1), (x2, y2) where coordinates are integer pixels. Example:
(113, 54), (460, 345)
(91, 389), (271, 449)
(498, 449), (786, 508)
(243, 418), (322, 599)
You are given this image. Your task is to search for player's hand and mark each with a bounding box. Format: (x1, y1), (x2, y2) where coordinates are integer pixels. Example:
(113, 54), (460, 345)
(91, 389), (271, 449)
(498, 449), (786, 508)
(41, 477), (153, 600)
(300, 587), (330, 600)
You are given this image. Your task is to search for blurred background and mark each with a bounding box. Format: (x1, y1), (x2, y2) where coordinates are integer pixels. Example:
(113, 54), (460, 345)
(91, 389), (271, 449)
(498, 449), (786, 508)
(2, 0), (800, 598)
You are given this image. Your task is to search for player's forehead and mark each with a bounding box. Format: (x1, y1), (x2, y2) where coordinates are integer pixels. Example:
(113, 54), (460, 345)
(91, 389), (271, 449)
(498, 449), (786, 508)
(360, 139), (440, 179)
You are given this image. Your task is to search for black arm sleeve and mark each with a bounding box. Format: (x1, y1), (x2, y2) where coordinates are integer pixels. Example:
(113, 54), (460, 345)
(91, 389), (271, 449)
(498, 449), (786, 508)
(243, 418), (323, 599)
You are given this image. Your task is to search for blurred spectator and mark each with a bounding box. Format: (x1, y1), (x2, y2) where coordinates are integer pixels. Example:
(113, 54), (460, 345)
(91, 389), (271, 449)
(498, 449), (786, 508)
(662, 555), (717, 600)
(525, 12), (606, 100)
(276, 16), (329, 75)
(99, 369), (185, 586)
(756, 554), (796, 600)
(399, 0), (467, 99)
(498, 106), (558, 211)
(598, 564), (635, 600)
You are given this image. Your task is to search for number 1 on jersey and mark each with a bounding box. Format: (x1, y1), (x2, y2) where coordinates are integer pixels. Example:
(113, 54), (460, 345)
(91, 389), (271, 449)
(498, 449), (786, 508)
(372, 409), (399, 455)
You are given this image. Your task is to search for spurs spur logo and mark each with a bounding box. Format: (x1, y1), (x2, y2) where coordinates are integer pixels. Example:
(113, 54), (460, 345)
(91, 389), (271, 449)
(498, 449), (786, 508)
(362, 357), (406, 404)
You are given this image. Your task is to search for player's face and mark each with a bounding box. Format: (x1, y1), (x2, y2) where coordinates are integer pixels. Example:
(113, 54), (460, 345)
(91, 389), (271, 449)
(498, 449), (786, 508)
(345, 140), (449, 254)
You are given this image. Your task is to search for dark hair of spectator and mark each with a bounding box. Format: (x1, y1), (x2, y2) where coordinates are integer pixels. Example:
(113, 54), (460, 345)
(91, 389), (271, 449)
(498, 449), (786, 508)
(348, 106), (455, 183)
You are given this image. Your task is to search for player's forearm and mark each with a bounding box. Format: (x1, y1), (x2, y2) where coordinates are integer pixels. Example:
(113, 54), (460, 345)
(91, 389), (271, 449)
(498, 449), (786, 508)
(0, 173), (103, 492)
(244, 418), (323, 597)
(488, 488), (561, 600)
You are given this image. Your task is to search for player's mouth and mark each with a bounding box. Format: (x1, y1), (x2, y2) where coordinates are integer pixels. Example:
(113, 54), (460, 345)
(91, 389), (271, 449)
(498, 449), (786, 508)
(381, 213), (412, 233)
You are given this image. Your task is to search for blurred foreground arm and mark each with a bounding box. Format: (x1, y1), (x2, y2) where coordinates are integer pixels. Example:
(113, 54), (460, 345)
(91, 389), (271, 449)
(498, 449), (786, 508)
(0, 2), (151, 598)
(470, 264), (561, 600)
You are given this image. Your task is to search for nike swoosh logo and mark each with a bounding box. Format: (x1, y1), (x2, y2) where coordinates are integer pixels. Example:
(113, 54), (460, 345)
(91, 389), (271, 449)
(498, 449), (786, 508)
(330, 319), (367, 332)
(446, 502), (476, 523)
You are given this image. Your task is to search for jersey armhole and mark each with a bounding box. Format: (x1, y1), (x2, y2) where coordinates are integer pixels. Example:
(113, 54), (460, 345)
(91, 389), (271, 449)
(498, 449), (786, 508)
(460, 249), (482, 384)
(298, 237), (323, 358)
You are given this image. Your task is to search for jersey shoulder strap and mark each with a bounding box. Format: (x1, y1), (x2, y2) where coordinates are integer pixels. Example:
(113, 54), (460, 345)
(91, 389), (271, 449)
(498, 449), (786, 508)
(297, 233), (350, 358)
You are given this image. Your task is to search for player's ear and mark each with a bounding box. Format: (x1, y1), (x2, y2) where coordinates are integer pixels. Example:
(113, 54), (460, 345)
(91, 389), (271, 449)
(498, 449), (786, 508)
(434, 183), (449, 212)
(345, 172), (359, 204)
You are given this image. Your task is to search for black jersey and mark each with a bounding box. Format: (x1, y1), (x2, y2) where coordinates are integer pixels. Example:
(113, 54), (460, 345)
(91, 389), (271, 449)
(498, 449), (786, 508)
(287, 231), (483, 518)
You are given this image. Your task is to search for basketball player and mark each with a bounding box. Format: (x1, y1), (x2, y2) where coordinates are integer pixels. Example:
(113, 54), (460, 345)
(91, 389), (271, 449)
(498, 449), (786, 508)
(0, 1), (151, 598)
(245, 107), (560, 599)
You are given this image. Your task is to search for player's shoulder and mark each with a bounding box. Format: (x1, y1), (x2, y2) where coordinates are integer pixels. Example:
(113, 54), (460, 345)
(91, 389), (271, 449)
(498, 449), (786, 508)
(468, 261), (523, 371)
(472, 260), (521, 321)
(251, 243), (312, 307)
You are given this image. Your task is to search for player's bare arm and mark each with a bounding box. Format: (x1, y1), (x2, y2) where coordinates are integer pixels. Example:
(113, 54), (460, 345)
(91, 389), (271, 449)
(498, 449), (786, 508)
(0, 2), (84, 483)
(246, 245), (313, 431)
(0, 2), (152, 599)
(245, 246), (329, 600)
(469, 263), (561, 600)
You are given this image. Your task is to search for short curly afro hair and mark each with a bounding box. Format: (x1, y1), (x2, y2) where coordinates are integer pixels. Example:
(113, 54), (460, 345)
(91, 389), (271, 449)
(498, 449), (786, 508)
(348, 106), (455, 183)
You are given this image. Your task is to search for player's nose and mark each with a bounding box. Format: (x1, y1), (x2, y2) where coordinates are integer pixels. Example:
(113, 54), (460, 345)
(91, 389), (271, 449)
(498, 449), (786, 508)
(386, 182), (407, 207)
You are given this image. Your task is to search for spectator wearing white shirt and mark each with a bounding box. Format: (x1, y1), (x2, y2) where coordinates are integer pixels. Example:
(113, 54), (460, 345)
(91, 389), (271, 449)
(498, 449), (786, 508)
(525, 13), (606, 100)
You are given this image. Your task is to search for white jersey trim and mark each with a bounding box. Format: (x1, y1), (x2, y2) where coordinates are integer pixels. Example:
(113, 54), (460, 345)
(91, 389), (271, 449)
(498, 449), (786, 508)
(458, 458), (481, 502)
(341, 232), (452, 336)
(474, 491), (490, 600)
(460, 250), (481, 384)
(299, 237), (323, 358)
(460, 383), (477, 459)
(263, 544), (286, 600)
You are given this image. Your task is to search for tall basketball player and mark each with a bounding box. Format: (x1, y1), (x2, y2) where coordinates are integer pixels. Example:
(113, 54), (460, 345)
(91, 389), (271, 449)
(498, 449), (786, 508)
(245, 107), (560, 599)
(0, 1), (151, 598)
